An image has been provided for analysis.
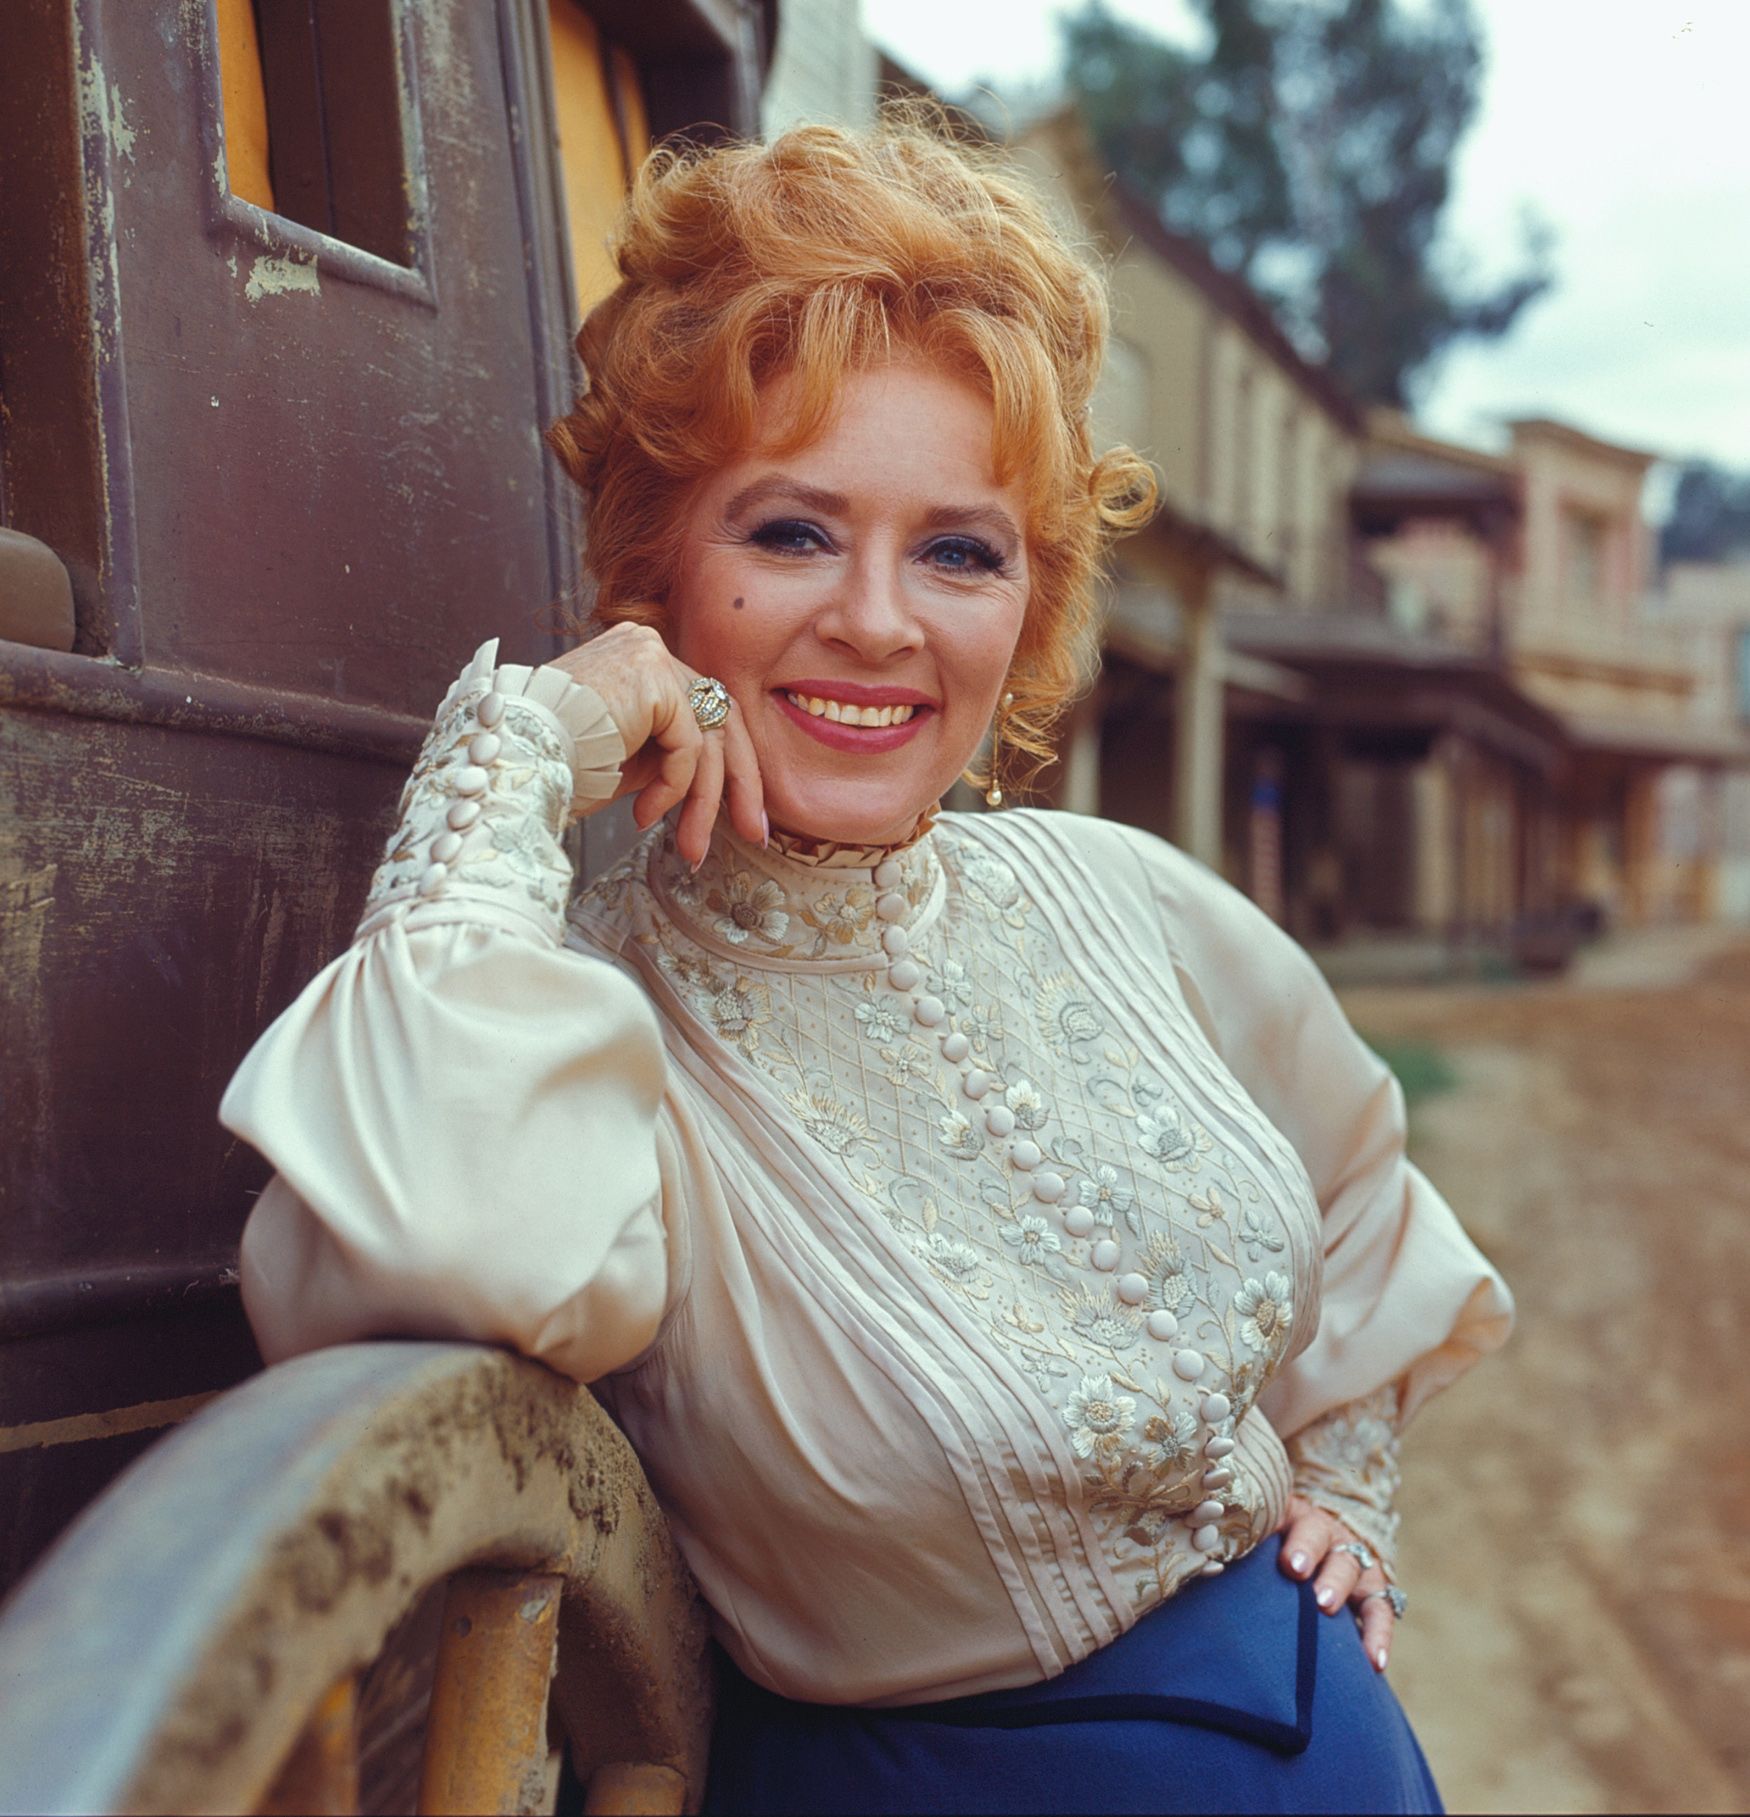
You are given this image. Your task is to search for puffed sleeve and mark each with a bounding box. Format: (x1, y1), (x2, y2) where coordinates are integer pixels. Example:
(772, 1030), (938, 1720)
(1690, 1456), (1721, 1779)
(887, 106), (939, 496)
(1118, 827), (1513, 1570)
(220, 642), (678, 1385)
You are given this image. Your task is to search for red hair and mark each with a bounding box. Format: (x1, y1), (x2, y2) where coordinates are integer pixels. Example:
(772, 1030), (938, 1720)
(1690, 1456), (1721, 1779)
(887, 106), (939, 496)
(546, 107), (1156, 789)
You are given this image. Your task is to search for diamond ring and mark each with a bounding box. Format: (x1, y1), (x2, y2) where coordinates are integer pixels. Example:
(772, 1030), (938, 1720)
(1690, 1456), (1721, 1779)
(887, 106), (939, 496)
(1333, 1540), (1378, 1572)
(687, 676), (732, 731)
(1363, 1585), (1408, 1620)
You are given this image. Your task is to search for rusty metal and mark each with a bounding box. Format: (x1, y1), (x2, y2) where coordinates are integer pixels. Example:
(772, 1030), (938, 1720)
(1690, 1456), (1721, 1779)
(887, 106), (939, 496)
(417, 1569), (565, 1816)
(257, 1675), (359, 1817)
(583, 1762), (688, 1815)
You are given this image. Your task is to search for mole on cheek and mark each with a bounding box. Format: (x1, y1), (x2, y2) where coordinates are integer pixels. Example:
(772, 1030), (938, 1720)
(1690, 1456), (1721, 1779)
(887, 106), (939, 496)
(732, 596), (745, 610)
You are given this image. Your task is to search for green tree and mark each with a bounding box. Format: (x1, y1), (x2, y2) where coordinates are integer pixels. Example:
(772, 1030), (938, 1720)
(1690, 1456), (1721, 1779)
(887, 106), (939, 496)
(1660, 462), (1750, 566)
(1060, 0), (1554, 406)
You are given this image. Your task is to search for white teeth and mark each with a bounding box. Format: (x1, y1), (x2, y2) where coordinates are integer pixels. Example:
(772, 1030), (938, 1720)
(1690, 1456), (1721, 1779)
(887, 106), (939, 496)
(785, 691), (918, 726)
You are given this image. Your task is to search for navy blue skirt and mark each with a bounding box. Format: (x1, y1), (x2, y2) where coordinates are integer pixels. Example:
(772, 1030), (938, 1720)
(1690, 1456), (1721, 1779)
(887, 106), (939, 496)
(704, 1538), (1442, 1815)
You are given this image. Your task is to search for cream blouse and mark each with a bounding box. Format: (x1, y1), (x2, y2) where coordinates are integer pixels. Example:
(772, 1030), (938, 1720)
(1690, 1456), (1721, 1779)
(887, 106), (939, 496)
(223, 643), (1513, 1707)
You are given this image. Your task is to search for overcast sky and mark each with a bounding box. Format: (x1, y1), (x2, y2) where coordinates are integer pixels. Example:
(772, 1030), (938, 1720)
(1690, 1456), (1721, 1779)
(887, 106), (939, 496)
(863, 0), (1750, 482)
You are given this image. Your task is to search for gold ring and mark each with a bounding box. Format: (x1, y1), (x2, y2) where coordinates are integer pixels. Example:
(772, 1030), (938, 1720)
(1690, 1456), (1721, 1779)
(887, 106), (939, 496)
(687, 676), (731, 731)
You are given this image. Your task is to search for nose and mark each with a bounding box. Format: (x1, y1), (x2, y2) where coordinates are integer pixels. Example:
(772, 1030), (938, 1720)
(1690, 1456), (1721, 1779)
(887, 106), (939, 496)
(812, 548), (925, 666)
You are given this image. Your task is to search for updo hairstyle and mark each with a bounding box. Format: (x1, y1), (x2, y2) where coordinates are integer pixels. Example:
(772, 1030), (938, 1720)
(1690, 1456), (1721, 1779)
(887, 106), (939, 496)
(546, 105), (1157, 790)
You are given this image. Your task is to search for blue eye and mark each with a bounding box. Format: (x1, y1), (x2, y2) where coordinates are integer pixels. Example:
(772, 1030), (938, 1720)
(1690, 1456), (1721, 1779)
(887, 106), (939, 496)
(750, 518), (831, 555)
(926, 536), (1007, 575)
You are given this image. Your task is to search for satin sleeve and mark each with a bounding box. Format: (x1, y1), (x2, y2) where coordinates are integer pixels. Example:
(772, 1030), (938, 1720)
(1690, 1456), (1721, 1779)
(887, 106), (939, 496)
(1118, 828), (1514, 1567)
(220, 642), (677, 1385)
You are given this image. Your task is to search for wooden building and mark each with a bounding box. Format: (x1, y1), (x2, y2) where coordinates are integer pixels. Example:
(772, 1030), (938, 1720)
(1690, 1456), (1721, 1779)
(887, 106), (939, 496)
(0, 0), (771, 1602)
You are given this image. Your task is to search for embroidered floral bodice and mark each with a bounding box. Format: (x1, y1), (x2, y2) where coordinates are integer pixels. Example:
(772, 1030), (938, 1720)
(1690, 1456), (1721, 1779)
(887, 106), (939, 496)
(225, 646), (1512, 1705)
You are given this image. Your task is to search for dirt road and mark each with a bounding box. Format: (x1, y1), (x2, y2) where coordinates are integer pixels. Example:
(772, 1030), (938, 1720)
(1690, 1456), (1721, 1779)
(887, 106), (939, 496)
(1337, 937), (1750, 1813)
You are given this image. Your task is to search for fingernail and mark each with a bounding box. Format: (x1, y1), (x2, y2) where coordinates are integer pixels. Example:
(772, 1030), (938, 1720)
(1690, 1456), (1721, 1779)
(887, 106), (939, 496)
(1290, 1551), (1309, 1575)
(690, 852), (705, 874)
(760, 810), (770, 848)
(1375, 1648), (1388, 1672)
(1316, 1587), (1335, 1610)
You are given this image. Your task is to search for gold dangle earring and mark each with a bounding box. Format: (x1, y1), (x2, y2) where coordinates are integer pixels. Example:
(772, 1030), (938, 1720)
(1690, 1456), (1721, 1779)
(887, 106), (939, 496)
(986, 691), (1015, 808)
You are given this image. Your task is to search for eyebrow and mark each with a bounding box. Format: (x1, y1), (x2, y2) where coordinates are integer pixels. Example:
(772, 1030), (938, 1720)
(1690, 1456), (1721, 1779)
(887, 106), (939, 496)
(724, 476), (1022, 550)
(723, 477), (850, 520)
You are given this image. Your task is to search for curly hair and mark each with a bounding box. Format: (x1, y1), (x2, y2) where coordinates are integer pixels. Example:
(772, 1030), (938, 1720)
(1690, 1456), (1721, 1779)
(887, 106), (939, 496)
(545, 104), (1157, 793)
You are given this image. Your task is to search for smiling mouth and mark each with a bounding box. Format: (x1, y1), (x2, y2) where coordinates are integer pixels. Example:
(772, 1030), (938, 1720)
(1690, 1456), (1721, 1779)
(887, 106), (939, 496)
(782, 690), (919, 728)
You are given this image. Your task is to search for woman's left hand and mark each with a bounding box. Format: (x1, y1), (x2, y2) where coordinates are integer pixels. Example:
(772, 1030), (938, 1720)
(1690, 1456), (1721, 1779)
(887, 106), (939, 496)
(1275, 1493), (1398, 1673)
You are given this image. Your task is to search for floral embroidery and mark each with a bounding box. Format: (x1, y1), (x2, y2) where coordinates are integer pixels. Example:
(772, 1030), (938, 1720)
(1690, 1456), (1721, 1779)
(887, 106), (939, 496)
(1036, 974), (1106, 1059)
(708, 873), (790, 947)
(1141, 1234), (1196, 1316)
(563, 813), (1326, 1625)
(1143, 1405), (1200, 1466)
(801, 886), (877, 949)
(366, 689), (576, 923)
(1005, 1078), (1048, 1131)
(1065, 1284), (1143, 1351)
(926, 957), (975, 1013)
(1001, 1216), (1063, 1268)
(1287, 1384), (1404, 1574)
(783, 1086), (876, 1164)
(918, 1230), (985, 1282)
(1233, 1272), (1294, 1355)
(937, 1109), (985, 1161)
(854, 997), (907, 1044)
(1065, 1374), (1135, 1460)
(1238, 1203), (1286, 1262)
(1076, 1165), (1134, 1225)
(1135, 1102), (1205, 1168)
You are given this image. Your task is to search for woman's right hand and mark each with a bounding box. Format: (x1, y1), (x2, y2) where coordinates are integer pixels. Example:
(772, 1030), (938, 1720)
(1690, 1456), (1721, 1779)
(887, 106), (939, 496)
(544, 623), (766, 867)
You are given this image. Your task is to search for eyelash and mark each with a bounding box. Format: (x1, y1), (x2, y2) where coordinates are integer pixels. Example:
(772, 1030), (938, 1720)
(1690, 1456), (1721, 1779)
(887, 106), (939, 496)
(748, 518), (1009, 576)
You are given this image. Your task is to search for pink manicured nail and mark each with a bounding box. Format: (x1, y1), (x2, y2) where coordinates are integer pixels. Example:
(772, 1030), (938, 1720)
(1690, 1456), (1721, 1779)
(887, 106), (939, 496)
(1290, 1551), (1309, 1575)
(1375, 1649), (1388, 1672)
(1316, 1587), (1335, 1609)
(761, 810), (770, 848)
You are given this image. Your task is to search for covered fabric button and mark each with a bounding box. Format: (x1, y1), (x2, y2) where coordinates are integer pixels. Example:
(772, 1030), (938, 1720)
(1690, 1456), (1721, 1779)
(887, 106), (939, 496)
(1191, 1524), (1222, 1553)
(1008, 1138), (1041, 1169)
(1191, 1499), (1225, 1524)
(873, 858), (903, 890)
(962, 1068), (993, 1099)
(1172, 1349), (1205, 1382)
(875, 891), (908, 923)
(454, 764), (489, 796)
(1146, 1310), (1179, 1341)
(446, 799), (482, 830)
(1115, 1272), (1149, 1305)
(940, 1031), (970, 1063)
(984, 1105), (1016, 1138)
(431, 831), (463, 863)
(1202, 1466), (1234, 1491)
(887, 959), (922, 991)
(1031, 1171), (1065, 1204)
(881, 926), (909, 958)
(1091, 1238), (1121, 1272)
(475, 689), (506, 729)
(913, 994), (945, 1028)
(1204, 1435), (1235, 1459)
(467, 731), (502, 765)
(1200, 1392), (1231, 1423)
(418, 862), (448, 895)
(1063, 1205), (1095, 1238)
(1200, 1560), (1225, 1578)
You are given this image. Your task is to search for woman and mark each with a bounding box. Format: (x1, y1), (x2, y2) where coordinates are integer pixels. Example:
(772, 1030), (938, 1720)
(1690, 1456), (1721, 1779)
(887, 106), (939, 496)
(223, 116), (1511, 1814)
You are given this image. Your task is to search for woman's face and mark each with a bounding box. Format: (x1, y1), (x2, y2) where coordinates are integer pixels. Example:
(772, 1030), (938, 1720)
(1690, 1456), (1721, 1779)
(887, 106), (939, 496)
(668, 360), (1031, 847)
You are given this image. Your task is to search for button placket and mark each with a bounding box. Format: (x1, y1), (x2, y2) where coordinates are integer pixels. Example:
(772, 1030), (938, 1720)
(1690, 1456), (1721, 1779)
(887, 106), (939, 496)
(869, 851), (1234, 1578)
(419, 686), (504, 896)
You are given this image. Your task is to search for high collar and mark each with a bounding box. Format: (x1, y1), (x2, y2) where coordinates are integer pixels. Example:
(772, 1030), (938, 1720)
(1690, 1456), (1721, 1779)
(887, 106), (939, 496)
(647, 817), (946, 971)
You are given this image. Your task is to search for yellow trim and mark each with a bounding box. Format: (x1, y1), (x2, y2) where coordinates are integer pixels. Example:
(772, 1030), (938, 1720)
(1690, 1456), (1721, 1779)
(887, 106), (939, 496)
(0, 1392), (218, 1455)
(547, 2), (650, 314)
(215, 0), (275, 211)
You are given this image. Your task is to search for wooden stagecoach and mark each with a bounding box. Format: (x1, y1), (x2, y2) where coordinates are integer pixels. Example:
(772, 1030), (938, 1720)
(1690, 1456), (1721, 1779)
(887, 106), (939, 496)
(0, 4), (771, 1808)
